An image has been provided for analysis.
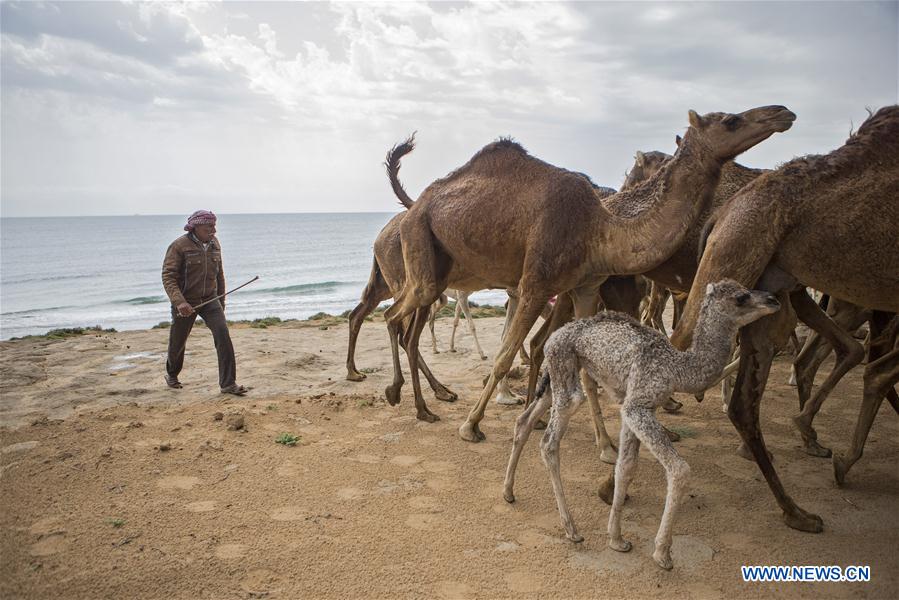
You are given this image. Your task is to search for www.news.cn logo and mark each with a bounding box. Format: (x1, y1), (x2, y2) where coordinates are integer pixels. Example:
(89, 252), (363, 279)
(742, 565), (871, 583)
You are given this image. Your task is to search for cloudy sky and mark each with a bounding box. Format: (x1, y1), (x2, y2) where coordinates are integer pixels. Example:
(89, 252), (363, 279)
(1, 1), (896, 217)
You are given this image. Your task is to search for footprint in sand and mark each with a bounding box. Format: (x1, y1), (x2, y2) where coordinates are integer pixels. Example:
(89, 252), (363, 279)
(157, 476), (200, 490)
(186, 500), (217, 512)
(390, 455), (423, 467)
(425, 478), (458, 492)
(214, 543), (247, 559)
(240, 569), (281, 595)
(570, 547), (643, 575)
(30, 534), (68, 557)
(517, 529), (566, 548)
(406, 513), (442, 530)
(435, 581), (474, 599)
(504, 570), (543, 593)
(350, 454), (382, 464)
(422, 460), (456, 474)
(407, 496), (441, 512)
(28, 517), (68, 557)
(336, 487), (364, 500)
(271, 506), (307, 521)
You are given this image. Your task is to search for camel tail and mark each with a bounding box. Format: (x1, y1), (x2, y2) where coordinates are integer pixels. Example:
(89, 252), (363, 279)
(535, 371), (551, 400)
(385, 133), (417, 210)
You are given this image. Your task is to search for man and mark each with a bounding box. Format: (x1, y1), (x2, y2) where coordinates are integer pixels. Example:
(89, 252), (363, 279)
(161, 210), (247, 395)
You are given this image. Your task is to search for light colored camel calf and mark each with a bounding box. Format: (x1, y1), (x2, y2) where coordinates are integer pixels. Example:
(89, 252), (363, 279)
(502, 279), (780, 569)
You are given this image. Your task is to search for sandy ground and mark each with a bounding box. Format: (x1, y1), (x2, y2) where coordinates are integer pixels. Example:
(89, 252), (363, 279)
(1, 315), (897, 599)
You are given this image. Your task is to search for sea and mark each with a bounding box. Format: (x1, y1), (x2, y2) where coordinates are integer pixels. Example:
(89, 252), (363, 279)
(0, 213), (509, 340)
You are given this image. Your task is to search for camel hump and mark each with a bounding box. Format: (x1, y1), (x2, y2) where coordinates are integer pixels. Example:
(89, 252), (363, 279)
(385, 133), (417, 209)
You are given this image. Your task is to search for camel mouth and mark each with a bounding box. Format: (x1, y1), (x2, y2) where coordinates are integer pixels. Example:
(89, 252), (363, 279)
(765, 110), (797, 132)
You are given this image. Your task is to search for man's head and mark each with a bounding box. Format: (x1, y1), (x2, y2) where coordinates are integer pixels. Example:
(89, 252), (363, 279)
(184, 210), (217, 242)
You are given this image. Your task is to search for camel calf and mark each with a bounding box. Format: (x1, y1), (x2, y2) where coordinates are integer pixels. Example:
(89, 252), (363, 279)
(503, 280), (780, 569)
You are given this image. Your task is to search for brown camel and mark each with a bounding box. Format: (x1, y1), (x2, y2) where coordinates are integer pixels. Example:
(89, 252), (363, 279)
(384, 105), (796, 442)
(345, 137), (625, 429)
(523, 147), (767, 419)
(670, 105), (899, 532)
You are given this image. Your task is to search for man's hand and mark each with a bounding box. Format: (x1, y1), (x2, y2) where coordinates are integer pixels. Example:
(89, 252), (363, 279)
(177, 302), (194, 317)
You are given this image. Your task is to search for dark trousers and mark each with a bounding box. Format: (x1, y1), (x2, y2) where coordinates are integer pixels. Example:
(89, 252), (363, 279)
(166, 300), (236, 389)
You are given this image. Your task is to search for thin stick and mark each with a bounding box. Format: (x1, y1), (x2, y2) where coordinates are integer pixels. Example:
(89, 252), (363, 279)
(191, 276), (260, 311)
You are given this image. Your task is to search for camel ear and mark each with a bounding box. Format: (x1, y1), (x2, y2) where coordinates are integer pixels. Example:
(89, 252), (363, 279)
(675, 134), (682, 147)
(635, 151), (645, 166)
(688, 110), (703, 129)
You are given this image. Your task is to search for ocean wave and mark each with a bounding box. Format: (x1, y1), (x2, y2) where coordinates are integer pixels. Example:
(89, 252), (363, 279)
(1, 305), (76, 316)
(250, 281), (364, 295)
(119, 296), (167, 305)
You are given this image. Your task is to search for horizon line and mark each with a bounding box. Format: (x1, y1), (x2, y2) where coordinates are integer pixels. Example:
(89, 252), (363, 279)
(0, 210), (402, 219)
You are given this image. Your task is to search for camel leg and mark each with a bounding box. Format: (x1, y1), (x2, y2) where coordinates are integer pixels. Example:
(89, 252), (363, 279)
(384, 320), (406, 406)
(795, 301), (867, 410)
(406, 306), (440, 423)
(622, 402), (690, 570)
(526, 294), (574, 407)
(730, 315), (823, 533)
(607, 420), (639, 553)
(540, 384), (588, 543)
(503, 391), (553, 503)
(458, 293), (487, 360)
(346, 265), (390, 382)
(449, 298), (462, 352)
(414, 349), (458, 403)
(833, 312), (899, 485)
(571, 284), (617, 464)
(790, 290), (865, 457)
(460, 293), (551, 442)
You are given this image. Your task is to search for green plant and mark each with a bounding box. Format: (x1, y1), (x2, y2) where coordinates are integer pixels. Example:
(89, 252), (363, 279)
(109, 518), (126, 528)
(667, 425), (698, 439)
(250, 316), (283, 329)
(275, 433), (300, 446)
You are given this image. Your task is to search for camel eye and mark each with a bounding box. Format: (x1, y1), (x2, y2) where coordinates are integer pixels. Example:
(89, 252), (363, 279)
(722, 115), (741, 130)
(735, 292), (750, 306)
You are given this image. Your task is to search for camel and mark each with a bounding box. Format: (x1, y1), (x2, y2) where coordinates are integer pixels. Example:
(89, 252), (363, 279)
(670, 105), (899, 531)
(503, 280), (780, 570)
(385, 105), (796, 444)
(427, 289), (488, 359)
(346, 137), (617, 426)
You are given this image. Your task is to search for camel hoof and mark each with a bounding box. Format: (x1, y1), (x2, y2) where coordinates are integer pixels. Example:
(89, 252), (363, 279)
(459, 421), (486, 442)
(653, 549), (674, 570)
(417, 410), (440, 423)
(534, 418), (547, 431)
(832, 455), (850, 486)
(479, 355), (488, 361)
(609, 539), (632, 553)
(567, 533), (585, 544)
(782, 508), (824, 533)
(503, 490), (515, 503)
(346, 370), (366, 382)
(434, 387), (458, 403)
(802, 439), (832, 458)
(597, 477), (615, 505)
(384, 384), (402, 406)
(599, 447), (618, 465)
(449, 348), (457, 353)
(494, 393), (522, 406)
(664, 427), (681, 442)
(662, 398), (683, 413)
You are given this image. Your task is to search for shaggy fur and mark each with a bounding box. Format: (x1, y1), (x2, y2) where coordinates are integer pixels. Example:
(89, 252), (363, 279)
(502, 280), (780, 570)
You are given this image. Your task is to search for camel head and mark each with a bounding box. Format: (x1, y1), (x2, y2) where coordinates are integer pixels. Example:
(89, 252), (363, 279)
(701, 279), (781, 329)
(682, 105), (796, 162)
(623, 150), (670, 190)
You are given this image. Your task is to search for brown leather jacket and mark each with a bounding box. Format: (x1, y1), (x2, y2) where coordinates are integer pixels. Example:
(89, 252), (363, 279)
(162, 234), (226, 308)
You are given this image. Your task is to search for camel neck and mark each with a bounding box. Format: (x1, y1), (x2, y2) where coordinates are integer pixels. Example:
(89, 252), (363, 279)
(585, 137), (723, 276)
(676, 300), (735, 394)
